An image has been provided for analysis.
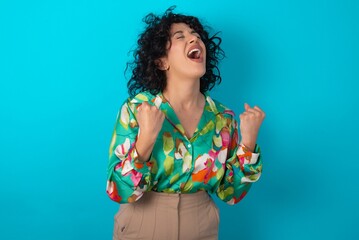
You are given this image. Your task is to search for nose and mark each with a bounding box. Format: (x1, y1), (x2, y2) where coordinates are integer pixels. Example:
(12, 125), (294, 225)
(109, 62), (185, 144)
(189, 34), (199, 44)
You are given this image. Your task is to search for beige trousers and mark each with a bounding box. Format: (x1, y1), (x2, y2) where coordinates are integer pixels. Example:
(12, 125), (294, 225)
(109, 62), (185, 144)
(113, 191), (219, 240)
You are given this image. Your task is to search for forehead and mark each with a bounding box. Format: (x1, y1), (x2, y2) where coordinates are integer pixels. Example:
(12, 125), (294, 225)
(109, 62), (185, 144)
(170, 23), (194, 33)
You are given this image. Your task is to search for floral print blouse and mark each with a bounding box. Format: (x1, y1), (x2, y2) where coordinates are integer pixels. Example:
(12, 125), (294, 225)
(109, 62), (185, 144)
(106, 91), (262, 204)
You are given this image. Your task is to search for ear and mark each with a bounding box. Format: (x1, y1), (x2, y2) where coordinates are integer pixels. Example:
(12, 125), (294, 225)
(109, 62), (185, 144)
(155, 58), (169, 71)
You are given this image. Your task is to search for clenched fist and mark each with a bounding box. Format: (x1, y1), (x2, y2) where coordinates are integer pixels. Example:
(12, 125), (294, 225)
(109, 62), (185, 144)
(135, 101), (165, 162)
(239, 103), (265, 152)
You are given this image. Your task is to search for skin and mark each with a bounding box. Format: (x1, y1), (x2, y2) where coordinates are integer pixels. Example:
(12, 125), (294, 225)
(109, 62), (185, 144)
(135, 101), (165, 162)
(135, 23), (265, 162)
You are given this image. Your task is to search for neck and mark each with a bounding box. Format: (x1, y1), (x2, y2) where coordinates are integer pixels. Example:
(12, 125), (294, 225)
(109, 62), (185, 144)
(162, 77), (203, 110)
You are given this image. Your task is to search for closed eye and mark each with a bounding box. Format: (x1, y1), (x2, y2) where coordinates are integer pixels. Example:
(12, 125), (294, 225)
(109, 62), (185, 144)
(191, 31), (201, 39)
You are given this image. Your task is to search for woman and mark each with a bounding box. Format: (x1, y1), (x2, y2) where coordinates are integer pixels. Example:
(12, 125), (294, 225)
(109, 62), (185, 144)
(106, 7), (265, 240)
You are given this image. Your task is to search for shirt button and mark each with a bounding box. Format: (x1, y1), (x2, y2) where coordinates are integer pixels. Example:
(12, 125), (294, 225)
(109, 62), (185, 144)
(187, 144), (191, 148)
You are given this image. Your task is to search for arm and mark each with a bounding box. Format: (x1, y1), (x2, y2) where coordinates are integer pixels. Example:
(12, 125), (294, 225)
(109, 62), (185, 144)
(216, 115), (263, 205)
(106, 100), (161, 203)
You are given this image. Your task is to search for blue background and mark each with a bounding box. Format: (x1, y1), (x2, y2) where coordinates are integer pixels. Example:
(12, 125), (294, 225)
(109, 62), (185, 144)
(0, 0), (358, 239)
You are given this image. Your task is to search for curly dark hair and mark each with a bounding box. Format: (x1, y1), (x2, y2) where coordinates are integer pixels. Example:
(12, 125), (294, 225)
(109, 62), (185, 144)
(126, 6), (225, 97)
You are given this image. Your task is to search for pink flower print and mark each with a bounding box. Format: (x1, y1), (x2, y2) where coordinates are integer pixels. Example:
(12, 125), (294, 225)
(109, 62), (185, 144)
(220, 128), (230, 147)
(223, 109), (235, 116)
(106, 181), (122, 202)
(130, 170), (142, 186)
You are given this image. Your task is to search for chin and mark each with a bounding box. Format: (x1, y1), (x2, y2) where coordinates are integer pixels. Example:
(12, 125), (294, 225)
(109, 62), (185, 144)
(181, 66), (206, 79)
(191, 73), (205, 80)
(198, 69), (207, 78)
(192, 65), (206, 76)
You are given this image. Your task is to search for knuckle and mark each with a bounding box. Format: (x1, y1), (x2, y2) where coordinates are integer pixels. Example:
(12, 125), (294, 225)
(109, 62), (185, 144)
(141, 104), (148, 110)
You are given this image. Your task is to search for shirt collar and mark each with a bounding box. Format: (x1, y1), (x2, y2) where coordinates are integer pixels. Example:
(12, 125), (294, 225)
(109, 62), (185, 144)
(156, 91), (220, 141)
(130, 91), (226, 141)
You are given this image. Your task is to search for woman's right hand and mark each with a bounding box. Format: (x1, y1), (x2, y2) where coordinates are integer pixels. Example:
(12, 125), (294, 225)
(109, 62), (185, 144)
(135, 101), (165, 162)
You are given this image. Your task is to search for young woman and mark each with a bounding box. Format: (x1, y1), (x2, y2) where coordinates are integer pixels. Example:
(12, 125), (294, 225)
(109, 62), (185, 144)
(106, 7), (265, 240)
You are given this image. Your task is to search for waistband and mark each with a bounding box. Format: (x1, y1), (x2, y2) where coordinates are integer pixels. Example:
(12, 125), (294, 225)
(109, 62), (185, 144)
(139, 190), (212, 207)
(147, 190), (208, 198)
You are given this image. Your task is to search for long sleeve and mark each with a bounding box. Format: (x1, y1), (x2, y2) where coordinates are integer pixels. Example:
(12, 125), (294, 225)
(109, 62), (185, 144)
(106, 92), (263, 203)
(106, 100), (152, 203)
(215, 116), (262, 205)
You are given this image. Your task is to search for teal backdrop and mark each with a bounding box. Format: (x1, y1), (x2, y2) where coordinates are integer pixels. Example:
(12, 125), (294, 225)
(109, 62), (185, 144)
(0, 0), (358, 239)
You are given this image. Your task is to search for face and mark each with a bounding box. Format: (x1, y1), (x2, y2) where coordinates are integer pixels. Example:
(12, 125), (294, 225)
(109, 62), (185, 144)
(160, 23), (207, 81)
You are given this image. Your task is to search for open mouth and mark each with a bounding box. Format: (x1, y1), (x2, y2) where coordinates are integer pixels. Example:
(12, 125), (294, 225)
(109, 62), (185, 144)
(187, 48), (202, 59)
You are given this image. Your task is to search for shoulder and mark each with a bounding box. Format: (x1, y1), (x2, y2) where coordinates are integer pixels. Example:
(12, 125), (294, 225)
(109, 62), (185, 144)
(121, 91), (159, 114)
(128, 91), (157, 104)
(205, 93), (236, 118)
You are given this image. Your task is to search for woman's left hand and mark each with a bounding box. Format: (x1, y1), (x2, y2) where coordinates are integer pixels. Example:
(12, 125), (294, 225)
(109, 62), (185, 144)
(239, 103), (266, 152)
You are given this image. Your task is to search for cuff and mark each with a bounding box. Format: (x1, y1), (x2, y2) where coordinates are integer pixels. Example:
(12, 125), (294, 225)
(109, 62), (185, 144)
(237, 144), (260, 165)
(119, 146), (152, 176)
(130, 147), (152, 174)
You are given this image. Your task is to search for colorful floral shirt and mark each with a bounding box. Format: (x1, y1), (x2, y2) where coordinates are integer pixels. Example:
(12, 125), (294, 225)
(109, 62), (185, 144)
(106, 91), (262, 204)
